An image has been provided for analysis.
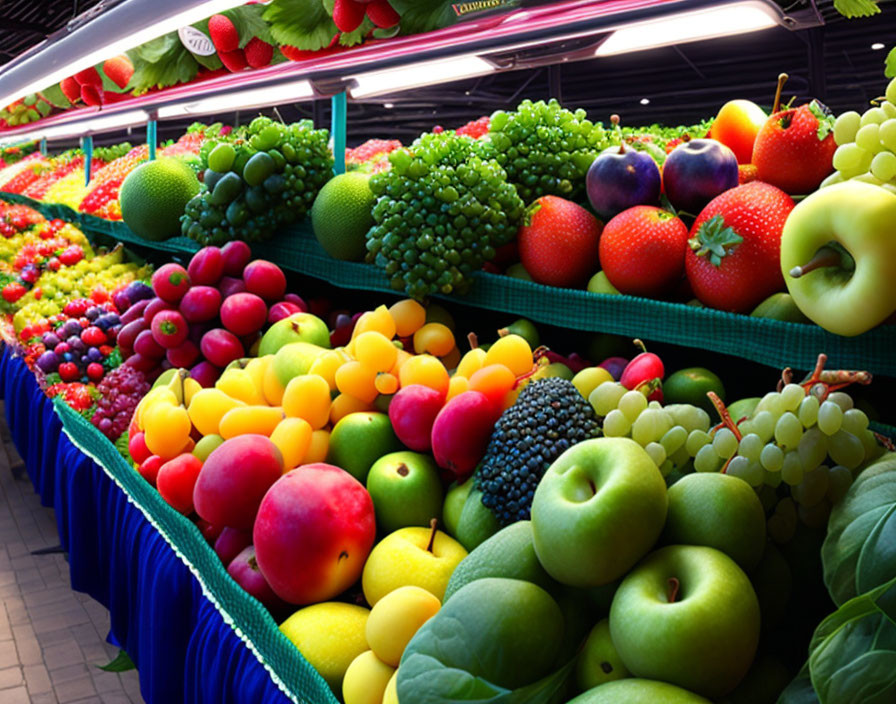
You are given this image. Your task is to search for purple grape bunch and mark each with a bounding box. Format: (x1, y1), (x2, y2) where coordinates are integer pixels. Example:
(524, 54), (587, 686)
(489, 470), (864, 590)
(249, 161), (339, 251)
(90, 365), (150, 440)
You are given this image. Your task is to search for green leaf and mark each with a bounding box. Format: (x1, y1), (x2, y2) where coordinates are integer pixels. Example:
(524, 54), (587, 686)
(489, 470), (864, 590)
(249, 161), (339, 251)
(263, 0), (337, 51)
(808, 577), (896, 703)
(127, 33), (200, 92)
(833, 0), (880, 18)
(340, 16), (375, 47)
(389, 0), (459, 34)
(688, 214), (743, 267)
(809, 101), (835, 141)
(886, 47), (896, 79)
(96, 649), (135, 672)
(40, 84), (71, 109)
(779, 662), (821, 704)
(822, 453), (896, 606)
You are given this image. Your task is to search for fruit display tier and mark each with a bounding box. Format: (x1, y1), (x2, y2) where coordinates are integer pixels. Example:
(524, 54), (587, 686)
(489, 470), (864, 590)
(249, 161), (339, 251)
(0, 350), (337, 704)
(3, 188), (895, 380)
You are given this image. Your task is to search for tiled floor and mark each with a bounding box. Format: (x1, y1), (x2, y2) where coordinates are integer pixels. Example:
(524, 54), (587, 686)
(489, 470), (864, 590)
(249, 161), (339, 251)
(0, 405), (145, 704)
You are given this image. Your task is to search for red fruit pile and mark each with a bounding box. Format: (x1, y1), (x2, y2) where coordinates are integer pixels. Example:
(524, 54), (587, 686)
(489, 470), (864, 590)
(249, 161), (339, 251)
(119, 242), (306, 385)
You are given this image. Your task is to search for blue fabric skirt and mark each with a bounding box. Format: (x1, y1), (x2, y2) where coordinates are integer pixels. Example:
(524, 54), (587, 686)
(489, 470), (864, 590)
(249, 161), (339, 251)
(0, 350), (307, 704)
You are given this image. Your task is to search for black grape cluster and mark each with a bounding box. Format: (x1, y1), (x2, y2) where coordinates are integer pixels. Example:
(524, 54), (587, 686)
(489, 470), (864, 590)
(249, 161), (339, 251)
(182, 117), (333, 245)
(366, 132), (524, 300)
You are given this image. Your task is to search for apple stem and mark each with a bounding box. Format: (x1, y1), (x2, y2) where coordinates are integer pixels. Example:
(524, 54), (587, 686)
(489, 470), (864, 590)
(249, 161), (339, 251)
(773, 73), (789, 113)
(788, 247), (842, 279)
(707, 391), (742, 442)
(426, 518), (438, 554)
(497, 327), (509, 338)
(632, 338), (647, 354)
(666, 577), (680, 604)
(467, 332), (479, 349)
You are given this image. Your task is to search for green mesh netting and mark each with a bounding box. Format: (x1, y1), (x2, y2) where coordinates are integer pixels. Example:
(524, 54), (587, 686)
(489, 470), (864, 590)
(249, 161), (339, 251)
(5, 190), (894, 378)
(53, 400), (339, 704)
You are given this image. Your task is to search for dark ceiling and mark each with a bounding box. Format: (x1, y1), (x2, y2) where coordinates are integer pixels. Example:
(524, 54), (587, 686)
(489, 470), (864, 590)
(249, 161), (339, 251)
(1, 0), (892, 146)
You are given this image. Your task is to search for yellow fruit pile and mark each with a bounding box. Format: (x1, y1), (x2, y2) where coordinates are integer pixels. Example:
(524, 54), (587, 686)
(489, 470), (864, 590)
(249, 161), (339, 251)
(43, 169), (89, 210)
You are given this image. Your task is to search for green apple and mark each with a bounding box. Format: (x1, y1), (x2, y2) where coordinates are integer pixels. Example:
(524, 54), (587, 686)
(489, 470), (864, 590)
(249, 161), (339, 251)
(531, 438), (668, 586)
(662, 367), (725, 420)
(505, 262), (533, 281)
(499, 318), (540, 348)
(366, 451), (443, 534)
(442, 479), (473, 538)
(750, 292), (811, 323)
(258, 312), (330, 356)
(661, 473), (766, 571)
(781, 181), (896, 336)
(326, 412), (401, 482)
(587, 271), (621, 295)
(575, 618), (629, 692)
(609, 545), (760, 698)
(567, 678), (711, 703)
(271, 342), (328, 387)
(534, 362), (574, 381)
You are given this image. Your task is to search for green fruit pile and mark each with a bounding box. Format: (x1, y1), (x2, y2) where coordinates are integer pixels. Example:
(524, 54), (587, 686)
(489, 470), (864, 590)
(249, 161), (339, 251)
(366, 131), (525, 299)
(181, 116), (333, 245)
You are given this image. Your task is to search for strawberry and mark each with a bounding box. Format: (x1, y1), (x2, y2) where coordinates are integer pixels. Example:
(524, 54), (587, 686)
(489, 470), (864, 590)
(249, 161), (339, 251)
(366, 0), (400, 28)
(244, 37), (274, 68)
(517, 196), (603, 288)
(2, 282), (26, 303)
(60, 77), (81, 104)
(219, 49), (248, 73)
(751, 100), (836, 195)
(333, 0), (367, 32)
(103, 55), (134, 89)
(73, 67), (102, 88)
(208, 14), (239, 53)
(685, 182), (794, 313)
(598, 206), (689, 297)
(81, 84), (103, 106)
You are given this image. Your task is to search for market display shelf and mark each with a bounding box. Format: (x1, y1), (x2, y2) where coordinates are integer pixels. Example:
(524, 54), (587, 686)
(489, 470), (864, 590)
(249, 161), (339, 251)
(0, 348), (338, 704)
(4, 189), (894, 380)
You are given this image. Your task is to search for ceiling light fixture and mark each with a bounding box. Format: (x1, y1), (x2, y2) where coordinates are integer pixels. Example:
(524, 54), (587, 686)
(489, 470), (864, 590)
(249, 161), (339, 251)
(349, 56), (495, 99)
(156, 79), (315, 119)
(0, 0), (249, 108)
(872, 43), (886, 51)
(595, 1), (780, 57)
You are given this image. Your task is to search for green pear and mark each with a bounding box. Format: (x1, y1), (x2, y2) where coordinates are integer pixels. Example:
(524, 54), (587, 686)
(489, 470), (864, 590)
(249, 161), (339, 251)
(258, 312), (330, 356)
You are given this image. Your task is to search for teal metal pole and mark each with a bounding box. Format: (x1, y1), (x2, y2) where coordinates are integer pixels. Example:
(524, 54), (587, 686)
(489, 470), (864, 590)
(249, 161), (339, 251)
(147, 120), (157, 161)
(82, 136), (93, 187)
(39, 138), (47, 155)
(331, 92), (347, 176)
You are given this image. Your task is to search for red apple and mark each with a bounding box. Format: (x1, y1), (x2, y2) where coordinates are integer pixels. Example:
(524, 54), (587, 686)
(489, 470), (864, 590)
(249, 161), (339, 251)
(200, 328), (244, 368)
(193, 435), (284, 530)
(196, 519), (224, 545)
(220, 293), (267, 336)
(253, 463), (376, 605)
(710, 100), (767, 164)
(214, 526), (252, 565)
(388, 384), (444, 452)
(431, 391), (501, 481)
(138, 455), (164, 486)
(134, 329), (165, 359)
(227, 546), (289, 612)
(187, 246), (224, 286)
(218, 275), (247, 299)
(143, 297), (174, 325)
(267, 301), (302, 324)
(221, 240), (252, 277)
(157, 453), (203, 514)
(179, 286), (222, 323)
(283, 293), (308, 312)
(243, 260), (286, 302)
(152, 263), (191, 303)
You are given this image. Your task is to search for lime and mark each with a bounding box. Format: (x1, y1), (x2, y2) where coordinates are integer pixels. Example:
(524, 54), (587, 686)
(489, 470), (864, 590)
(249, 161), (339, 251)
(120, 158), (200, 241)
(663, 367), (726, 419)
(311, 172), (375, 261)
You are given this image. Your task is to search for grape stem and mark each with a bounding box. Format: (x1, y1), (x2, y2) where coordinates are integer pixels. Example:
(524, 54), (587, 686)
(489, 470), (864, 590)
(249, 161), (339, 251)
(707, 391), (743, 442)
(784, 354), (873, 402)
(773, 73), (789, 113)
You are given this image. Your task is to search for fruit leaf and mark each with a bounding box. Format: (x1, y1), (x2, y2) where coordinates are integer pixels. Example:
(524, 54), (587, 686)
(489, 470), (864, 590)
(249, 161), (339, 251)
(833, 0), (881, 18)
(40, 84), (71, 109)
(127, 34), (200, 92)
(340, 17), (375, 46)
(227, 4), (274, 48)
(778, 663), (822, 704)
(263, 0), (337, 51)
(886, 47), (896, 79)
(689, 214), (743, 267)
(388, 0), (461, 34)
(96, 649), (135, 672)
(809, 101), (835, 141)
(808, 576), (896, 703)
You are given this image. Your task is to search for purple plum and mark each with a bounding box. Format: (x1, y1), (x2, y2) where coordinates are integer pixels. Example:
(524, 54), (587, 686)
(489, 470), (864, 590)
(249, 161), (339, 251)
(663, 139), (738, 215)
(586, 145), (661, 221)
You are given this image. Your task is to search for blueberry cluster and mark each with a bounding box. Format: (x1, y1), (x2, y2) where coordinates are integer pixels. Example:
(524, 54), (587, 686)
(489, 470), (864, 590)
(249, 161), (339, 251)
(476, 377), (599, 525)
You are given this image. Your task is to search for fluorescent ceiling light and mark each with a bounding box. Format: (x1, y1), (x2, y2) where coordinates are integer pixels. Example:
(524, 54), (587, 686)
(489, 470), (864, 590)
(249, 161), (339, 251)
(0, 0), (247, 108)
(156, 80), (314, 119)
(349, 56), (494, 99)
(596, 2), (780, 57)
(640, 98), (650, 105)
(0, 109), (148, 145)
(872, 43), (885, 50)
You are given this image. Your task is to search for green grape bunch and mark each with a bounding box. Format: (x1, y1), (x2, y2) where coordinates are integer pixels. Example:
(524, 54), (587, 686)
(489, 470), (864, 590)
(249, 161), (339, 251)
(486, 99), (610, 204)
(181, 117), (333, 245)
(366, 131), (525, 300)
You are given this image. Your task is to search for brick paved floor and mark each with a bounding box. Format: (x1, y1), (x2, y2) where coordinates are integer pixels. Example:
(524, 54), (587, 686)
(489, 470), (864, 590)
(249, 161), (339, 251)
(0, 404), (145, 704)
